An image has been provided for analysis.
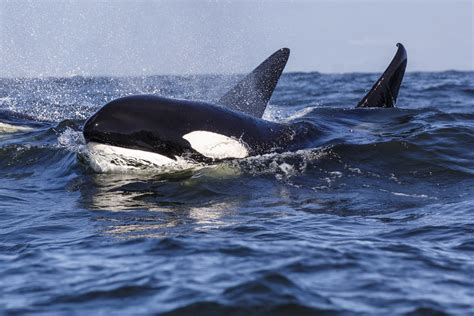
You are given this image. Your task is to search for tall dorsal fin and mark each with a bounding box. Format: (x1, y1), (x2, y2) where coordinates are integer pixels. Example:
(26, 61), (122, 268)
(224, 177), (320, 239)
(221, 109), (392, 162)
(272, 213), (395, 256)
(218, 48), (290, 118)
(357, 43), (407, 108)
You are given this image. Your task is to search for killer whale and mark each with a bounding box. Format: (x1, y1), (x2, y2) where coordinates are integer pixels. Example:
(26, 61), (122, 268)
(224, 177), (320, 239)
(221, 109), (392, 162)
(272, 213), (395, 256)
(357, 43), (407, 108)
(83, 44), (407, 169)
(83, 48), (298, 165)
(84, 94), (304, 162)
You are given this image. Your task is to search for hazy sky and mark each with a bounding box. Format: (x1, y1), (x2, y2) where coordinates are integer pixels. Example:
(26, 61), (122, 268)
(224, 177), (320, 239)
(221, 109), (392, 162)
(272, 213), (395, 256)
(0, 0), (472, 77)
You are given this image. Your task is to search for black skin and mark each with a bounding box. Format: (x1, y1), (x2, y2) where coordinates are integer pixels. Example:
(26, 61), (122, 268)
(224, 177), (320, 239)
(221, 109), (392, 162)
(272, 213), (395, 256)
(83, 95), (319, 161)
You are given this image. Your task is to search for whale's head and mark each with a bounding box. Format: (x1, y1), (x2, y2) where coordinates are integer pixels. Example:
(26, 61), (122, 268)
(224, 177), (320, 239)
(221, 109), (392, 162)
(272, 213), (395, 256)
(83, 95), (192, 157)
(83, 99), (132, 145)
(84, 95), (180, 142)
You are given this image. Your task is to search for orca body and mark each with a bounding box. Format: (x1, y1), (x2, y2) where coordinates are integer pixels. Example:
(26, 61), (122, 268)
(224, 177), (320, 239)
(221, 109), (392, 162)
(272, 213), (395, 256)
(83, 44), (407, 170)
(83, 94), (313, 163)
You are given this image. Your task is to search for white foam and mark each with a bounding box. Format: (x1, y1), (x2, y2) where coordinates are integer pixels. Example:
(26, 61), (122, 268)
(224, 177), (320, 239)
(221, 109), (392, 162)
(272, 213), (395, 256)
(0, 122), (34, 133)
(263, 105), (317, 123)
(391, 192), (431, 199)
(230, 147), (331, 178)
(284, 106), (318, 122)
(85, 142), (199, 173)
(57, 127), (85, 152)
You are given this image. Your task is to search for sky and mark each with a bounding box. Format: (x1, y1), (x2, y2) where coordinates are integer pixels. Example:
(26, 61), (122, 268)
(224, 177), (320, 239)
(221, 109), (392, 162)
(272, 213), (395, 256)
(0, 0), (472, 77)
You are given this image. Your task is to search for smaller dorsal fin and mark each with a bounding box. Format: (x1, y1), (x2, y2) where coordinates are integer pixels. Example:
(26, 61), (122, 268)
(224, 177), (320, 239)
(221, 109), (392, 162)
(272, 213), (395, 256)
(218, 48), (290, 118)
(357, 43), (407, 108)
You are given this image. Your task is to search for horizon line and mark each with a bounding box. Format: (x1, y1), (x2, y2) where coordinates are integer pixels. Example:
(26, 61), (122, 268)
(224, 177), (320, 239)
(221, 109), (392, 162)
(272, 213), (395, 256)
(0, 69), (472, 80)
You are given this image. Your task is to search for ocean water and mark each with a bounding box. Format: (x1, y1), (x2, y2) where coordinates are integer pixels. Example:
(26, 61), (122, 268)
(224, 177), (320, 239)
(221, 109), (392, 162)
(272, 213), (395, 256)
(0, 71), (473, 315)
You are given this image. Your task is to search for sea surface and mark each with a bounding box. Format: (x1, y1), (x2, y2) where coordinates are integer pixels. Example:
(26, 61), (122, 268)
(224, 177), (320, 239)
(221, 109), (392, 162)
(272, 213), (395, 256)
(0, 71), (473, 315)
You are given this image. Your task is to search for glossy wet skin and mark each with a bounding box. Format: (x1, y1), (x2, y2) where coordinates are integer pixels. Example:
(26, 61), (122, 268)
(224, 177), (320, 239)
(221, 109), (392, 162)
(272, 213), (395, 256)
(83, 95), (315, 160)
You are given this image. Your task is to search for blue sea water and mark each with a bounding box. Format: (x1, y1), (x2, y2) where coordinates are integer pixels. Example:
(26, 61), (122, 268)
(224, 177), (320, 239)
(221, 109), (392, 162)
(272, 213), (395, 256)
(0, 71), (473, 315)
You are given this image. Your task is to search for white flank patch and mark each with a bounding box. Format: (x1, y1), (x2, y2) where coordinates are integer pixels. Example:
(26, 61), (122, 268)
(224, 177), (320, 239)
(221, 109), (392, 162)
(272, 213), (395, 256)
(0, 122), (34, 133)
(86, 142), (190, 173)
(182, 130), (248, 160)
